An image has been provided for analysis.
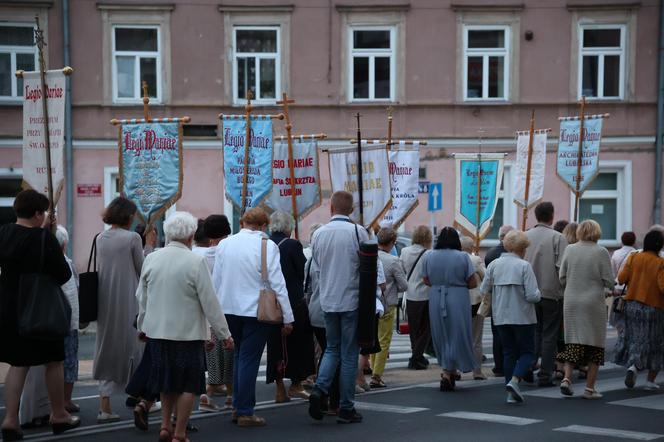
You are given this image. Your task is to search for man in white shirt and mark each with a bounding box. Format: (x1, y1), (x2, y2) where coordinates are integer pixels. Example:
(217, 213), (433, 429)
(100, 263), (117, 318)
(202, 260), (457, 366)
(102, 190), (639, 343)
(308, 191), (369, 424)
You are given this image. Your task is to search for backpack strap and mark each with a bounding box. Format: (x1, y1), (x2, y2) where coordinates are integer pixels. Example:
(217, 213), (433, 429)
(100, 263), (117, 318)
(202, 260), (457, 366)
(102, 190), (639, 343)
(407, 249), (427, 282)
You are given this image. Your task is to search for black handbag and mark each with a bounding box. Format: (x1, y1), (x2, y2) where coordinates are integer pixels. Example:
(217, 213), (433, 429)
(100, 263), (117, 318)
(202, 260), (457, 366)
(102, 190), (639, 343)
(78, 233), (99, 323)
(17, 229), (72, 340)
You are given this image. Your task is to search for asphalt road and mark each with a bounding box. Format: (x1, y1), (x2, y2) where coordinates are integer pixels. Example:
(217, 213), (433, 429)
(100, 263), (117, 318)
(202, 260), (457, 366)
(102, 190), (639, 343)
(3, 323), (663, 442)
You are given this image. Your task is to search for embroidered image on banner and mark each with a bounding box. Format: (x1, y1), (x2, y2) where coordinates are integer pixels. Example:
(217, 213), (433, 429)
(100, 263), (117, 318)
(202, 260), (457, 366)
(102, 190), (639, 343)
(380, 149), (420, 228)
(266, 140), (321, 219)
(557, 118), (603, 193)
(222, 116), (274, 209)
(454, 153), (505, 240)
(119, 121), (183, 225)
(329, 145), (392, 228)
(513, 132), (547, 208)
(22, 70), (66, 204)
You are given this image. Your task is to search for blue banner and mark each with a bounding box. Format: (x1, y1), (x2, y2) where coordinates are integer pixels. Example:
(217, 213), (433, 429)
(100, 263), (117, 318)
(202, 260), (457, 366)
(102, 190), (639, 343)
(557, 118), (603, 193)
(222, 117), (274, 210)
(121, 121), (182, 224)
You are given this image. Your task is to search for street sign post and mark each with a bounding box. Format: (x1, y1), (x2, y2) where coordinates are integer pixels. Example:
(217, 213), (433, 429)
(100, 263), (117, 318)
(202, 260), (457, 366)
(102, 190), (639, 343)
(428, 182), (442, 236)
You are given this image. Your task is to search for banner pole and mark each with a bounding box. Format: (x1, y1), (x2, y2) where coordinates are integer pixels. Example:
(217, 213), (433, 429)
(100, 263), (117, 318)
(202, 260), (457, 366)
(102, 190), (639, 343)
(141, 81), (151, 122)
(33, 16), (56, 233)
(356, 113), (364, 226)
(475, 130), (484, 253)
(277, 92), (299, 239)
(241, 91), (254, 215)
(521, 110), (536, 230)
(574, 96), (586, 223)
(387, 106), (393, 152)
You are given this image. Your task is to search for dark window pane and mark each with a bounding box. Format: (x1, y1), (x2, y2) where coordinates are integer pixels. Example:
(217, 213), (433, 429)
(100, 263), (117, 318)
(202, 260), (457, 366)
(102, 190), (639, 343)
(0, 178), (22, 197)
(353, 30), (391, 49)
(419, 167), (426, 179)
(0, 26), (34, 46)
(486, 198), (504, 240)
(468, 30), (505, 49)
(579, 198), (617, 240)
(183, 124), (218, 137)
(603, 55), (620, 97)
(353, 57), (369, 99)
(583, 29), (621, 48)
(116, 56), (135, 98)
(374, 57), (390, 99)
(259, 58), (276, 99)
(115, 28), (158, 52)
(237, 57), (256, 100)
(587, 172), (617, 191)
(488, 56), (504, 98)
(236, 29), (277, 53)
(582, 55), (598, 97)
(16, 52), (34, 96)
(139, 57), (157, 98)
(0, 53), (11, 96)
(0, 206), (16, 226)
(467, 56), (483, 98)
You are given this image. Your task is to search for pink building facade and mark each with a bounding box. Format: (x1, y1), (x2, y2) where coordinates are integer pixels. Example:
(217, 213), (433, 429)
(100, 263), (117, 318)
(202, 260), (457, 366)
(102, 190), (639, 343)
(0, 0), (660, 269)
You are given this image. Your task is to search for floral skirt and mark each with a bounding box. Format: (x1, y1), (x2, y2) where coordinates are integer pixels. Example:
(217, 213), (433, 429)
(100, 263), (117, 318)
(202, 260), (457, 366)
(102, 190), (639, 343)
(557, 344), (604, 366)
(614, 300), (664, 371)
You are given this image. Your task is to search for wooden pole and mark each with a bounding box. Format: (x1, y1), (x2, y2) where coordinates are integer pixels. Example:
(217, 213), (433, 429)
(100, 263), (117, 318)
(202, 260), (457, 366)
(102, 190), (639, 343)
(142, 81), (151, 122)
(240, 90), (254, 214)
(521, 110), (536, 230)
(574, 96), (586, 222)
(277, 92), (299, 239)
(386, 106), (393, 151)
(356, 113), (364, 226)
(34, 16), (56, 232)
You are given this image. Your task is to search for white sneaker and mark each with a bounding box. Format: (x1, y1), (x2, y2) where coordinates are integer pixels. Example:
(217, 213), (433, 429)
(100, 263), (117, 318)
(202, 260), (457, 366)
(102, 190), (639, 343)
(149, 401), (162, 413)
(506, 381), (524, 403)
(97, 411), (121, 423)
(625, 366), (637, 389)
(644, 381), (660, 391)
(506, 393), (517, 404)
(582, 388), (603, 399)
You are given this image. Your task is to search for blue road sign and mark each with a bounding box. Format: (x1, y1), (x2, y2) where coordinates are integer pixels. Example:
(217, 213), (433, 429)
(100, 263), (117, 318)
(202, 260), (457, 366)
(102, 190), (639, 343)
(428, 182), (442, 212)
(418, 181), (430, 194)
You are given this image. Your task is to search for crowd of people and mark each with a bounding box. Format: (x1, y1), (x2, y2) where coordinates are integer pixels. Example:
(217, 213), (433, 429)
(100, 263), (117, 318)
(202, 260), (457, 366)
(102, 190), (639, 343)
(1, 190), (663, 441)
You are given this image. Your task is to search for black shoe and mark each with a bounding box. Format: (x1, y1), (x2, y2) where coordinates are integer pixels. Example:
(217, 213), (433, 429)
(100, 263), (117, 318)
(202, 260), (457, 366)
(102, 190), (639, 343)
(1, 428), (24, 441)
(408, 359), (428, 370)
(522, 370), (535, 384)
(125, 396), (138, 408)
(492, 367), (504, 376)
(308, 388), (324, 420)
(51, 417), (81, 435)
(363, 366), (373, 375)
(416, 355), (430, 366)
(337, 408), (363, 424)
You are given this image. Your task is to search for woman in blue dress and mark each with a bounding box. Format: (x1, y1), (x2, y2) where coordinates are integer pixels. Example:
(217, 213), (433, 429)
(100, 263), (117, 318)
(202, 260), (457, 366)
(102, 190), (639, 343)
(423, 227), (478, 391)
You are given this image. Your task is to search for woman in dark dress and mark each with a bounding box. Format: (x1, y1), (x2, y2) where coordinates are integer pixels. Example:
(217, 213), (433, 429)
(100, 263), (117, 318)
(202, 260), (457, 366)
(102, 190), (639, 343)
(0, 190), (80, 440)
(267, 211), (315, 402)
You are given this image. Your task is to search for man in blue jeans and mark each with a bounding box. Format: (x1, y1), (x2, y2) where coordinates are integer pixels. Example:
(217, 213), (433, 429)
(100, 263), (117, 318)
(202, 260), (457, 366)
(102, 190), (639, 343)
(308, 191), (368, 424)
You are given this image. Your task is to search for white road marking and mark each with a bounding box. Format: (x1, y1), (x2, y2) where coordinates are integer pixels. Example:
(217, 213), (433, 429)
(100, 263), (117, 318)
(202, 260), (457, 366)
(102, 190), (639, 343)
(553, 425), (664, 440)
(354, 401), (429, 414)
(438, 411), (542, 426)
(609, 395), (664, 411)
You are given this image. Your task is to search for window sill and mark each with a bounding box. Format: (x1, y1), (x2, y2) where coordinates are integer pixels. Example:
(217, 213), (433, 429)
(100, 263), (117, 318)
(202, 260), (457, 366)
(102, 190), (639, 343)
(0, 100), (22, 106)
(111, 101), (164, 106)
(347, 100), (397, 105)
(578, 97), (625, 104)
(460, 100), (512, 105)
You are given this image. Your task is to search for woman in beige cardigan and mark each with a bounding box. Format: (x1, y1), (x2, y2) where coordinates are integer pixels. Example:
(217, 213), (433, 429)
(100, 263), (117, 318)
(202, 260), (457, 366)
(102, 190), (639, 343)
(557, 220), (614, 399)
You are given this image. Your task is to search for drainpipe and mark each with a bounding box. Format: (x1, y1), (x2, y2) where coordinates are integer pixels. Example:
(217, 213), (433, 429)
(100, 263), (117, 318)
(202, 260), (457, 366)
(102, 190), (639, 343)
(63, 0), (74, 257)
(654, 0), (664, 225)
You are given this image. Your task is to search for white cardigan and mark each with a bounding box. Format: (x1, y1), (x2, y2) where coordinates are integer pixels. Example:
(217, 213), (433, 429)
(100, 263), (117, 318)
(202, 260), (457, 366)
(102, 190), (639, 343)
(136, 241), (230, 341)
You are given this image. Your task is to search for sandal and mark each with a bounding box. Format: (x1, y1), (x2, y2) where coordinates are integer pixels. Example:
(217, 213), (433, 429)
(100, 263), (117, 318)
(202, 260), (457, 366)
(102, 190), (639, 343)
(370, 376), (387, 388)
(133, 400), (150, 431)
(198, 395), (221, 413)
(159, 427), (172, 442)
(560, 378), (573, 396)
(440, 376), (453, 392)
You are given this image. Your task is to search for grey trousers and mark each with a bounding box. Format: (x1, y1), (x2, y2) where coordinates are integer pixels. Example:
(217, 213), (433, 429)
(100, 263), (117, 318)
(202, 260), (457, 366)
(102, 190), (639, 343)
(534, 298), (563, 380)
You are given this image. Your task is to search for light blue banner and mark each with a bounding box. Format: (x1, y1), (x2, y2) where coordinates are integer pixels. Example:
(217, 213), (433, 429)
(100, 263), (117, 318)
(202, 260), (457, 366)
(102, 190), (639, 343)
(222, 117), (273, 210)
(557, 118), (603, 193)
(121, 122), (181, 224)
(459, 160), (500, 228)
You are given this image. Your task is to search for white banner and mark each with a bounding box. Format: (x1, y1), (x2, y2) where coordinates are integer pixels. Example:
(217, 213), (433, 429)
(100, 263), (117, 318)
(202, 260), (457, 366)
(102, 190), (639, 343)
(22, 70), (66, 204)
(329, 145), (392, 228)
(266, 139), (322, 219)
(513, 131), (547, 208)
(380, 149), (419, 228)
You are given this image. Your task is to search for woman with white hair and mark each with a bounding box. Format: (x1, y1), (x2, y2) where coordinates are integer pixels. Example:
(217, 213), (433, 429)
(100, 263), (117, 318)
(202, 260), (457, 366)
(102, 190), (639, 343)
(266, 211), (315, 402)
(136, 211), (234, 442)
(481, 230), (540, 404)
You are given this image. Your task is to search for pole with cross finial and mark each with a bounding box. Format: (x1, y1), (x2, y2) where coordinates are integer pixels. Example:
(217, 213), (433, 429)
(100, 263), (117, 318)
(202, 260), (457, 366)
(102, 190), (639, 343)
(521, 110), (536, 230)
(356, 113), (364, 226)
(240, 90), (254, 214)
(573, 96), (586, 223)
(277, 92), (299, 239)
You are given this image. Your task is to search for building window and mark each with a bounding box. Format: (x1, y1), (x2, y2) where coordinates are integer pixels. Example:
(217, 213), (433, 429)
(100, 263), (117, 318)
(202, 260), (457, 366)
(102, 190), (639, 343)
(578, 25), (624, 100)
(349, 27), (395, 102)
(463, 26), (509, 101)
(0, 24), (37, 101)
(483, 165), (516, 244)
(112, 26), (161, 103)
(0, 170), (22, 225)
(233, 26), (280, 104)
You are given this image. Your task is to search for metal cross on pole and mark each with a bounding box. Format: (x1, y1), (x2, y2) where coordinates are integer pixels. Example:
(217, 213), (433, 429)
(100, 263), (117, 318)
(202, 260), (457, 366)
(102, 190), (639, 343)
(276, 92), (300, 239)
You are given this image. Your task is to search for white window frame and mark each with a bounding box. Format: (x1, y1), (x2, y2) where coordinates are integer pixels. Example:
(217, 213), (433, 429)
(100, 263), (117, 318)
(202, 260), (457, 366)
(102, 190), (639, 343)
(577, 24), (625, 100)
(568, 160), (632, 247)
(482, 163), (517, 247)
(232, 25), (281, 105)
(0, 168), (23, 210)
(0, 23), (37, 102)
(463, 25), (510, 102)
(111, 24), (162, 104)
(347, 25), (396, 102)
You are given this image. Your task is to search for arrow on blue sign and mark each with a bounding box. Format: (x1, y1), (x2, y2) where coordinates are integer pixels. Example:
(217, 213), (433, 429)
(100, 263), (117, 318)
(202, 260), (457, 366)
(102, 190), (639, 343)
(428, 182), (442, 212)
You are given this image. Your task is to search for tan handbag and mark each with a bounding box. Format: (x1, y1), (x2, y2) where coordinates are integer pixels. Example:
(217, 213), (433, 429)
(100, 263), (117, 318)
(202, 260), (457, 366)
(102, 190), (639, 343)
(257, 237), (283, 324)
